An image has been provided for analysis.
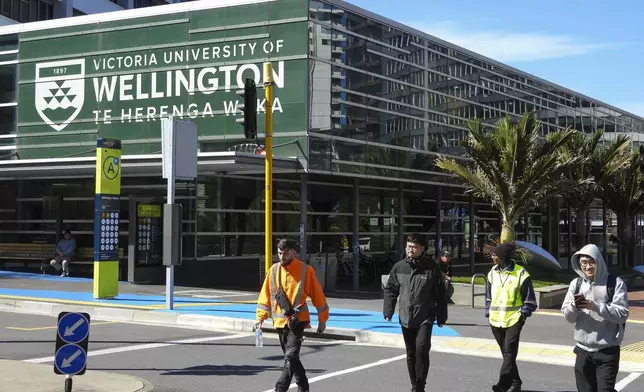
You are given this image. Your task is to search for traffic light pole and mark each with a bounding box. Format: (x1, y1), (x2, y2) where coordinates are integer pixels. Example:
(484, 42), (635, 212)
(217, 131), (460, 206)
(264, 62), (273, 275)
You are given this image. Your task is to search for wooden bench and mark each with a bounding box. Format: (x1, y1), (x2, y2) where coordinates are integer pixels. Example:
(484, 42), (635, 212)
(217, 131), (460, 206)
(0, 243), (56, 272)
(0, 243), (124, 276)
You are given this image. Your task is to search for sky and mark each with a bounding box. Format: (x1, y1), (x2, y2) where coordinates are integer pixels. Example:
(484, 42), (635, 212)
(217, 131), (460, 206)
(345, 0), (644, 117)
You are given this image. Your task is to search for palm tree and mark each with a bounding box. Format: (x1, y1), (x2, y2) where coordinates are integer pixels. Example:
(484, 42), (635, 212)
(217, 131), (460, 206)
(601, 151), (644, 269)
(435, 112), (591, 244)
(561, 130), (631, 249)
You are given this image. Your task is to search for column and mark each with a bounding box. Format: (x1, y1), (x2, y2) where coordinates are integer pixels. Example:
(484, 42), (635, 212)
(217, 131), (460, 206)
(602, 202), (608, 266)
(469, 194), (475, 274)
(352, 178), (360, 291)
(299, 173), (308, 263)
(435, 186), (442, 257)
(397, 183), (404, 259)
(567, 203), (573, 272)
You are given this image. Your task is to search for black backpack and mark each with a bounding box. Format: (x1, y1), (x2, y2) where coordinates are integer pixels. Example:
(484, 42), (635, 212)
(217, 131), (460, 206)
(574, 273), (626, 331)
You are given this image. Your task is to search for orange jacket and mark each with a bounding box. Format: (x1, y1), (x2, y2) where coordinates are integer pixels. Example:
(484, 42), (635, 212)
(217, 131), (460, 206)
(256, 258), (329, 328)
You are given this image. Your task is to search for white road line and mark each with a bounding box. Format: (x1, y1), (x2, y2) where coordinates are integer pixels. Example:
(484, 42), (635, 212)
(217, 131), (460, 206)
(261, 354), (406, 392)
(24, 333), (249, 364)
(616, 372), (642, 391)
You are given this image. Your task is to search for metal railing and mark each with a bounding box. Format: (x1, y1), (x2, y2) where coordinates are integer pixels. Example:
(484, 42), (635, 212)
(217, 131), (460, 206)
(471, 273), (488, 309)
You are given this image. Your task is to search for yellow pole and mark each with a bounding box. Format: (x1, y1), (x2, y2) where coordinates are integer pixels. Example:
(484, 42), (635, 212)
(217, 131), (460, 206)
(264, 62), (273, 275)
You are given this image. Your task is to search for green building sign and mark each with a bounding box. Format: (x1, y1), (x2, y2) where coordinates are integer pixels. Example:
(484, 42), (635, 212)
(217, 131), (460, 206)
(14, 0), (309, 159)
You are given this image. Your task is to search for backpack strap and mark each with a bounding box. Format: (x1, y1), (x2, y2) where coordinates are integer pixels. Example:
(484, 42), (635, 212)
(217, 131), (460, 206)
(606, 273), (616, 305)
(574, 276), (583, 295)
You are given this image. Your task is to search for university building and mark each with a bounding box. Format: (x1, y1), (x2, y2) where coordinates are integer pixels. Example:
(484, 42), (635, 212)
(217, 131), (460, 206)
(0, 0), (642, 291)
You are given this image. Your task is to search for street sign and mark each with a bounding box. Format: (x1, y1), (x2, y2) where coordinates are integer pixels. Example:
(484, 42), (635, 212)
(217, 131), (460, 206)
(54, 312), (90, 376)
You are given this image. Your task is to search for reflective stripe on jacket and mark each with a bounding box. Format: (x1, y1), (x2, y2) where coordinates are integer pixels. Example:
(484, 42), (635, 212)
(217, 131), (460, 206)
(256, 258), (329, 328)
(486, 263), (538, 328)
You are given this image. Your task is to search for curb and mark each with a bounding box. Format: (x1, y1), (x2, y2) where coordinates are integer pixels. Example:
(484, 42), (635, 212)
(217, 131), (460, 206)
(2, 297), (643, 373)
(0, 297), (403, 346)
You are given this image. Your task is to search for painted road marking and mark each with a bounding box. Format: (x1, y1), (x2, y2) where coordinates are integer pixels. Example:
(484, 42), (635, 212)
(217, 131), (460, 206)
(24, 333), (249, 364)
(261, 354), (407, 392)
(537, 310), (644, 325)
(616, 372), (641, 391)
(7, 321), (119, 331)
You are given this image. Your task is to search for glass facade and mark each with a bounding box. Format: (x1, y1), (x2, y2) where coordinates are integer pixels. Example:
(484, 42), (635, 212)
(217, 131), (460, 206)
(1, 0), (644, 289)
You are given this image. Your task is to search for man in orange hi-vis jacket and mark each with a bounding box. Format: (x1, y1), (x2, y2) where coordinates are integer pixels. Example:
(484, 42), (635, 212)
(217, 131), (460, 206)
(256, 238), (330, 392)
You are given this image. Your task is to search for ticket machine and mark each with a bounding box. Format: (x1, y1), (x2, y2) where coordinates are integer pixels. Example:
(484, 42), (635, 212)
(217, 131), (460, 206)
(127, 197), (164, 284)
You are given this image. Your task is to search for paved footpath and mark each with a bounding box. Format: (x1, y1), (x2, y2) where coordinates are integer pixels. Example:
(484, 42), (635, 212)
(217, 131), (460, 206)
(0, 359), (152, 392)
(1, 270), (644, 375)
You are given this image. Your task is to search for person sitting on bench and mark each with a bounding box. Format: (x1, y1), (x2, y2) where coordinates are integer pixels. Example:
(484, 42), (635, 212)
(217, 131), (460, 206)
(50, 229), (76, 277)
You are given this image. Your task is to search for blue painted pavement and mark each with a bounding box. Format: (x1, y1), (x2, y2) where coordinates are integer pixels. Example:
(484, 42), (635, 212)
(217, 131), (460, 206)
(0, 270), (460, 337)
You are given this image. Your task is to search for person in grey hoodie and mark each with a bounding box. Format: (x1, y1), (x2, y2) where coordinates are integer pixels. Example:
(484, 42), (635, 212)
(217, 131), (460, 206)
(561, 244), (629, 392)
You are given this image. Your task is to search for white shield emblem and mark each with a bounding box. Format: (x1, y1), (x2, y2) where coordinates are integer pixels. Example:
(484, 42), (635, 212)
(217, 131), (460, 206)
(35, 59), (85, 132)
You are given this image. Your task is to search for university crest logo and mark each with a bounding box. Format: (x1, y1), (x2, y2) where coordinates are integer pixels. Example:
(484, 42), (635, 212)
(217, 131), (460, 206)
(35, 59), (85, 132)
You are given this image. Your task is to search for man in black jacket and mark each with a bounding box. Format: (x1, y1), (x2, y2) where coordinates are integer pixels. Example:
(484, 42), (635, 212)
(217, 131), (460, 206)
(383, 233), (448, 392)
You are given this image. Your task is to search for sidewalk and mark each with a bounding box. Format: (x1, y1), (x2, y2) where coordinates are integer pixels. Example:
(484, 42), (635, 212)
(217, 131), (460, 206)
(0, 359), (152, 392)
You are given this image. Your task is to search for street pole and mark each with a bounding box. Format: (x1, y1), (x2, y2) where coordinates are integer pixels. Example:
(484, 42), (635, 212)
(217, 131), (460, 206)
(264, 62), (273, 275)
(166, 139), (175, 310)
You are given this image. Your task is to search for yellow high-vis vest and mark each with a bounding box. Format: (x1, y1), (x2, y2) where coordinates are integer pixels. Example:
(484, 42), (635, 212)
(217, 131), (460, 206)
(487, 264), (529, 328)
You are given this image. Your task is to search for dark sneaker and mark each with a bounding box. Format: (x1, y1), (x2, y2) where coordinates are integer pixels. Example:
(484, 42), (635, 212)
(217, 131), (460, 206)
(506, 385), (521, 392)
(492, 385), (505, 392)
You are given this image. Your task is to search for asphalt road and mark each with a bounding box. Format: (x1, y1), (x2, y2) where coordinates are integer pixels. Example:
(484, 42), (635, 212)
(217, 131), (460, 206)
(1, 311), (642, 392)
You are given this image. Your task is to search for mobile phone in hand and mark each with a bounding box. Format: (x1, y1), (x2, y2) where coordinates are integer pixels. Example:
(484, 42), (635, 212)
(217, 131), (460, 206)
(574, 293), (586, 306)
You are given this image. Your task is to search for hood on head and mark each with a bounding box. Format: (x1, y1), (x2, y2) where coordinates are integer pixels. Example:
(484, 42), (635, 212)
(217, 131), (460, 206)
(492, 243), (516, 266)
(570, 244), (607, 282)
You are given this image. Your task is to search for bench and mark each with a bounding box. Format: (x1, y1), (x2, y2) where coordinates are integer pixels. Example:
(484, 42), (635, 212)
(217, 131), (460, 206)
(0, 243), (56, 272)
(0, 243), (125, 276)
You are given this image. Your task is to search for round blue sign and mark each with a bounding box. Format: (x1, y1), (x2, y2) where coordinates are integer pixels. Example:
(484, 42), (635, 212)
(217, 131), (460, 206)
(57, 313), (89, 344)
(113, 157), (119, 165)
(55, 344), (87, 375)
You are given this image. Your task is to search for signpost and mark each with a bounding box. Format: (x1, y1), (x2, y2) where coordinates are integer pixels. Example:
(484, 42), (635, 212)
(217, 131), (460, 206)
(161, 117), (197, 310)
(54, 312), (90, 392)
(94, 138), (122, 299)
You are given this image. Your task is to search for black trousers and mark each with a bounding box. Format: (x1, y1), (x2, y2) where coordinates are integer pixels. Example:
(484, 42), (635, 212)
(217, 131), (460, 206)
(574, 345), (620, 392)
(402, 322), (434, 391)
(275, 324), (308, 392)
(491, 319), (524, 389)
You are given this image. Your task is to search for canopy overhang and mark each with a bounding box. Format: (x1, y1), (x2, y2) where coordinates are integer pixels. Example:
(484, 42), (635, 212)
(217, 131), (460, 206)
(0, 152), (300, 180)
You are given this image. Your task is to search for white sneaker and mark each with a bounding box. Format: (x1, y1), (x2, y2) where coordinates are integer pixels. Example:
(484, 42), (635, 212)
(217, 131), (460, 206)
(61, 272), (66, 277)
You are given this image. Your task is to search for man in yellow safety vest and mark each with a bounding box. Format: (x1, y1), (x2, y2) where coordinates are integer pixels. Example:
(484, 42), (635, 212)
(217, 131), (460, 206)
(485, 243), (538, 392)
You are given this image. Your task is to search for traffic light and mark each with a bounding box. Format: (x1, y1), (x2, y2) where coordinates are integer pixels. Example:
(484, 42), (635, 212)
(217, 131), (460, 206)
(236, 78), (257, 140)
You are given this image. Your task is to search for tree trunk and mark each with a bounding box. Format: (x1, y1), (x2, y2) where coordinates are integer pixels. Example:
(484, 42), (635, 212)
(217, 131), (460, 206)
(618, 214), (633, 270)
(500, 222), (516, 244)
(575, 207), (587, 249)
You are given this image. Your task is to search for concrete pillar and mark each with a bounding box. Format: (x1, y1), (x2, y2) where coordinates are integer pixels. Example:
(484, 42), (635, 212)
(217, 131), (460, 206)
(469, 194), (475, 274)
(397, 183), (404, 259)
(435, 186), (442, 257)
(352, 178), (360, 291)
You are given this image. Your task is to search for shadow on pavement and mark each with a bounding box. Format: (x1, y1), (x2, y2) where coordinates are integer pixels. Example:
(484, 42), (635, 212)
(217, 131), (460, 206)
(92, 364), (326, 376)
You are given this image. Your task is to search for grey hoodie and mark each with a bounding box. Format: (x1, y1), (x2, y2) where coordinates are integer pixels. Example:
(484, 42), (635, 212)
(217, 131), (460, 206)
(561, 244), (629, 352)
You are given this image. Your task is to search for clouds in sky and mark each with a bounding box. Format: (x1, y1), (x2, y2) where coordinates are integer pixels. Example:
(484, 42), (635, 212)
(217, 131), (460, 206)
(411, 21), (609, 63)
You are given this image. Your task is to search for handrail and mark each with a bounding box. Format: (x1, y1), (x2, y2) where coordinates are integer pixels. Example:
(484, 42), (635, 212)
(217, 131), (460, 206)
(471, 273), (488, 309)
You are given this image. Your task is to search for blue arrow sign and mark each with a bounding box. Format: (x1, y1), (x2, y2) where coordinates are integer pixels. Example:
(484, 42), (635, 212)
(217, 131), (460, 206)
(57, 313), (89, 344)
(54, 344), (87, 375)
